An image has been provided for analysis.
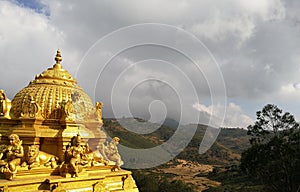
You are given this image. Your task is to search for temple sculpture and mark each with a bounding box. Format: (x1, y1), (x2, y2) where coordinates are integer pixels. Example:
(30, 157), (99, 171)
(0, 50), (138, 192)
(104, 137), (124, 169)
(0, 89), (11, 119)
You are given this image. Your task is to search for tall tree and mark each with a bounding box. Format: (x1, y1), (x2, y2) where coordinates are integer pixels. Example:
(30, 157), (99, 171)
(241, 104), (300, 192)
(247, 104), (299, 144)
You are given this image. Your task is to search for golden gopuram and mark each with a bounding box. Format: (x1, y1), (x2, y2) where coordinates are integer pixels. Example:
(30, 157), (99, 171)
(0, 50), (138, 192)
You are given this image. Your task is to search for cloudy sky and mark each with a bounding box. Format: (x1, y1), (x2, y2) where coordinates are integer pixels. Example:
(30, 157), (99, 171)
(1, 0), (300, 128)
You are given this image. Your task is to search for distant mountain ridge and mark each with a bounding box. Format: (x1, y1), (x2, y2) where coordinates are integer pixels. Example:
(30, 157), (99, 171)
(161, 118), (180, 129)
(103, 118), (250, 166)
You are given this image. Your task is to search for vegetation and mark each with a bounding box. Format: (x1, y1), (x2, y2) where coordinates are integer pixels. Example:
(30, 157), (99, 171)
(103, 104), (300, 192)
(240, 104), (300, 192)
(132, 170), (194, 192)
(103, 118), (250, 191)
(204, 165), (267, 192)
(104, 119), (249, 165)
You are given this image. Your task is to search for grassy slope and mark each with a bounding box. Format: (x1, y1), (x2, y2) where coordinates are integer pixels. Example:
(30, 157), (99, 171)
(104, 118), (250, 165)
(103, 118), (263, 192)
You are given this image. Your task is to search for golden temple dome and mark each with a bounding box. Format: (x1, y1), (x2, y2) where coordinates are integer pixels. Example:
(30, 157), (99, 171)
(10, 50), (96, 121)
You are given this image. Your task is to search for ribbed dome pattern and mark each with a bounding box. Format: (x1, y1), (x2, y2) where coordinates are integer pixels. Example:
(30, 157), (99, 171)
(10, 50), (96, 121)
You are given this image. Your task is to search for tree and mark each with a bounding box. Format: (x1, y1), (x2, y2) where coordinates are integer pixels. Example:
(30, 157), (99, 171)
(241, 104), (300, 192)
(247, 104), (299, 145)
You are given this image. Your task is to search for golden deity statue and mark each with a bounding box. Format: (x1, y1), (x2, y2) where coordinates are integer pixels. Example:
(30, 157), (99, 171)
(0, 134), (24, 180)
(96, 102), (104, 124)
(0, 50), (138, 192)
(66, 134), (90, 177)
(0, 89), (11, 119)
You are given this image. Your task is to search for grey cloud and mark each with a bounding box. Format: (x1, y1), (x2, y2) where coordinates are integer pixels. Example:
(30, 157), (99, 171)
(1, 0), (299, 127)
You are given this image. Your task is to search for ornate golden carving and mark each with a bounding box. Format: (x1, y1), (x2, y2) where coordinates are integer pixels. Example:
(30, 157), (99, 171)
(64, 135), (89, 177)
(94, 181), (108, 192)
(123, 175), (137, 190)
(61, 99), (76, 122)
(10, 50), (96, 121)
(102, 137), (123, 169)
(96, 102), (103, 123)
(23, 145), (58, 169)
(84, 148), (107, 167)
(35, 49), (76, 84)
(0, 134), (24, 180)
(0, 50), (138, 191)
(20, 95), (43, 119)
(60, 134), (110, 177)
(0, 90), (11, 119)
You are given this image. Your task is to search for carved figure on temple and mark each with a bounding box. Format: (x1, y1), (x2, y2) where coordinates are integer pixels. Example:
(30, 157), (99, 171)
(84, 148), (107, 167)
(66, 135), (89, 177)
(103, 137), (123, 169)
(20, 95), (42, 119)
(23, 145), (58, 169)
(0, 89), (11, 119)
(61, 99), (75, 121)
(0, 134), (24, 180)
(95, 102), (103, 123)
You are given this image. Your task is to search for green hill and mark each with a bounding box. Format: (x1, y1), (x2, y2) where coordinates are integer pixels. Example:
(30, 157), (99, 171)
(103, 118), (250, 165)
(103, 118), (260, 192)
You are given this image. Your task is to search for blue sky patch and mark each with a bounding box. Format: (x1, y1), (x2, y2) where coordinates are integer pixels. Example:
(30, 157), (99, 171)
(12, 0), (50, 16)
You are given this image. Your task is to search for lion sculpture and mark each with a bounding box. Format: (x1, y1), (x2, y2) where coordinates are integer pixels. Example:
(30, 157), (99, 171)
(24, 145), (58, 169)
(100, 137), (123, 171)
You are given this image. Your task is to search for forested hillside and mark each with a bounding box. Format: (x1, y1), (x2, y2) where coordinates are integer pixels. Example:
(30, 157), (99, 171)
(103, 118), (254, 191)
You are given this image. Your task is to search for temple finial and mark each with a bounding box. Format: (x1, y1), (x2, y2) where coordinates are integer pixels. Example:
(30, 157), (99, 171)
(53, 49), (62, 69)
(55, 49), (62, 64)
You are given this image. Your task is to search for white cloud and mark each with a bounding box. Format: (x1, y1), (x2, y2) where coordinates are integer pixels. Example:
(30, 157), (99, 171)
(0, 1), (65, 96)
(192, 103), (212, 115)
(278, 83), (300, 101)
(238, 0), (285, 21)
(193, 102), (253, 128)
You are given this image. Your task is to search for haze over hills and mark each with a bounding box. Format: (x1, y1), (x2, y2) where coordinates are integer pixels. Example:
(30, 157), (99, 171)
(103, 118), (252, 191)
(103, 117), (250, 166)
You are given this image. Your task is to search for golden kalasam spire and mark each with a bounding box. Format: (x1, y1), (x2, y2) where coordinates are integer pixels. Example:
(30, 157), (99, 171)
(10, 49), (91, 120)
(53, 49), (62, 70)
